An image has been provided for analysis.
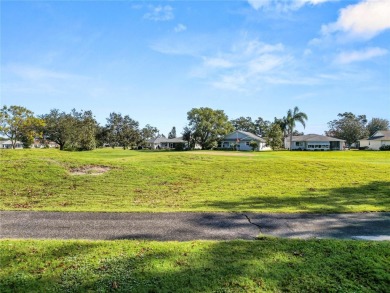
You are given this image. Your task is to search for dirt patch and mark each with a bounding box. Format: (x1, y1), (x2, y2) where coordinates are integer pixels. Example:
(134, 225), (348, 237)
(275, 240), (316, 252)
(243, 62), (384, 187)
(187, 151), (255, 157)
(69, 165), (111, 176)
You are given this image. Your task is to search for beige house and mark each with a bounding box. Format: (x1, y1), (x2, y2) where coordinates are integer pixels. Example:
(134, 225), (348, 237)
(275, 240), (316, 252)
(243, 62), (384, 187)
(31, 139), (59, 148)
(359, 130), (390, 150)
(285, 134), (345, 151)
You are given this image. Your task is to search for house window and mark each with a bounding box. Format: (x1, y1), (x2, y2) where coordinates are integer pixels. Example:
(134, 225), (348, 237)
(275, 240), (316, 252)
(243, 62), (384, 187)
(245, 142), (250, 146)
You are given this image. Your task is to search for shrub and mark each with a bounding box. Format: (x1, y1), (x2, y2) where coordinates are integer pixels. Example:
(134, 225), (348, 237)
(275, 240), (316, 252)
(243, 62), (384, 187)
(379, 145), (390, 151)
(249, 141), (258, 151)
(175, 143), (185, 151)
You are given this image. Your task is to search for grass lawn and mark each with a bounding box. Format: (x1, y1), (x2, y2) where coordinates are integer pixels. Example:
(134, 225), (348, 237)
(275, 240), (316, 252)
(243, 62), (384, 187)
(1, 238), (389, 292)
(1, 148), (389, 213)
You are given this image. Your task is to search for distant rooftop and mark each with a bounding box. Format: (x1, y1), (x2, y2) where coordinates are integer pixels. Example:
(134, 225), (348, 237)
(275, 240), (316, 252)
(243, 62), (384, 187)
(290, 134), (345, 142)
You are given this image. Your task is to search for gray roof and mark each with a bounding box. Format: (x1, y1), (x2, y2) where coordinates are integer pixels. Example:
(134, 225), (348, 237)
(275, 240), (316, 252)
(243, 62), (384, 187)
(223, 130), (266, 142)
(147, 137), (186, 144)
(364, 130), (390, 141)
(290, 134), (345, 142)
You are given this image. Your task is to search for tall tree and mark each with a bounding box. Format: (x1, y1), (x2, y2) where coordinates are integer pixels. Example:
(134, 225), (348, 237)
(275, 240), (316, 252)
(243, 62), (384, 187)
(182, 126), (194, 150)
(326, 112), (368, 147)
(59, 109), (98, 151)
(0, 105), (44, 149)
(286, 107), (308, 150)
(266, 123), (283, 150)
(254, 117), (271, 137)
(42, 109), (77, 150)
(230, 117), (257, 134)
(106, 112), (141, 149)
(95, 125), (110, 148)
(74, 110), (97, 151)
(141, 124), (159, 141)
(168, 126), (177, 139)
(19, 117), (45, 148)
(186, 107), (234, 150)
(273, 116), (288, 137)
(366, 118), (389, 137)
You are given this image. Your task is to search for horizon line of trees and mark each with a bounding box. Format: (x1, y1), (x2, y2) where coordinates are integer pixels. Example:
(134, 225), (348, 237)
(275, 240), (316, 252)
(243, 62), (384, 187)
(1, 105), (389, 150)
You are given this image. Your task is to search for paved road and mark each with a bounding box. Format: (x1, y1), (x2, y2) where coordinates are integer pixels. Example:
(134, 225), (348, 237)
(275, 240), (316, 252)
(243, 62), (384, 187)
(1, 211), (389, 241)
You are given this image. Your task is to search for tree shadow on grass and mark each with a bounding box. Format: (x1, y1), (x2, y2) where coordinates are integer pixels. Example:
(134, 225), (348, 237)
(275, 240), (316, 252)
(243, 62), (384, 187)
(194, 180), (390, 213)
(0, 241), (99, 292)
(2, 239), (389, 292)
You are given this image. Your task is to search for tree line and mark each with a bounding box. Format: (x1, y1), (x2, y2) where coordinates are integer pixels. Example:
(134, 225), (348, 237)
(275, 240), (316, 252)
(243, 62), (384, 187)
(1, 105), (388, 150)
(0, 106), (160, 151)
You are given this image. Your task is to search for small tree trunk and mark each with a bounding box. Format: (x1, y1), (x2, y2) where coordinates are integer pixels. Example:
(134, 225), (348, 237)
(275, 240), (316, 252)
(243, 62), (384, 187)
(283, 130), (287, 149)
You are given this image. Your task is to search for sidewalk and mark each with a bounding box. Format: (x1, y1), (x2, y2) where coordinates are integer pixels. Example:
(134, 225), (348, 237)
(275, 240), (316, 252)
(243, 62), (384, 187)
(1, 211), (389, 241)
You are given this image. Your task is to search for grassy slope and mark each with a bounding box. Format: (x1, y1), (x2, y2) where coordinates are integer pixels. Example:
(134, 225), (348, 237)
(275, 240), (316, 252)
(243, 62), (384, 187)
(1, 239), (389, 292)
(1, 148), (389, 212)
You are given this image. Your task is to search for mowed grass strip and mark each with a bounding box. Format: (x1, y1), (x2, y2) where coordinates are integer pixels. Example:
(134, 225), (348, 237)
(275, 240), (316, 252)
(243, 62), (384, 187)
(1, 149), (389, 212)
(1, 239), (389, 292)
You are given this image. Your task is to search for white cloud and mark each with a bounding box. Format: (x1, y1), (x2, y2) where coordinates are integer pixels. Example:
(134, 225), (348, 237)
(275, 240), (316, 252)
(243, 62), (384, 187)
(212, 74), (248, 91)
(303, 49), (312, 56)
(248, 54), (284, 74)
(7, 64), (85, 81)
(247, 0), (334, 11)
(203, 57), (234, 69)
(239, 40), (284, 55)
(247, 0), (272, 10)
(335, 47), (388, 64)
(1, 64), (91, 97)
(174, 24), (187, 33)
(321, 0), (390, 40)
(144, 5), (174, 21)
(197, 39), (289, 91)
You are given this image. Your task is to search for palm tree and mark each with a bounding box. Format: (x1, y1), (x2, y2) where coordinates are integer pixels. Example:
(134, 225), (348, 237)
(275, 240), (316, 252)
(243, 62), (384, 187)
(287, 107), (308, 150)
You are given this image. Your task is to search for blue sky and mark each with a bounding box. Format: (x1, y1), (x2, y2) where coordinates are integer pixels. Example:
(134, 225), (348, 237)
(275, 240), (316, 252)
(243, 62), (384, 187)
(1, 0), (389, 136)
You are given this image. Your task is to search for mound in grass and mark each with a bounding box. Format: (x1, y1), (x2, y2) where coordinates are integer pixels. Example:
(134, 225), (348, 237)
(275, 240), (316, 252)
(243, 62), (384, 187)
(69, 165), (111, 176)
(0, 148), (389, 212)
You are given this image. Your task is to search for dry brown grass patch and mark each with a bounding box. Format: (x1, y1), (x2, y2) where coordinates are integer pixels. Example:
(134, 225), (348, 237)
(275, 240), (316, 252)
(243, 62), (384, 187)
(69, 165), (111, 176)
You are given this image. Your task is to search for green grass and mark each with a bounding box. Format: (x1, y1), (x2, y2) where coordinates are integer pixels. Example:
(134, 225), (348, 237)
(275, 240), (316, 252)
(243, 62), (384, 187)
(1, 148), (389, 212)
(1, 238), (389, 292)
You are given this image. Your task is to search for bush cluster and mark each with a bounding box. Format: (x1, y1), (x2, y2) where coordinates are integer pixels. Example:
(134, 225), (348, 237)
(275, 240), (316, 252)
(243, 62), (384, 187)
(379, 145), (390, 151)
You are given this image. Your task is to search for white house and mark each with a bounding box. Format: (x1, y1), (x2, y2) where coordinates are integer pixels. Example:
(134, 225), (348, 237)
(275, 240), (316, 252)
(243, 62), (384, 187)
(147, 137), (187, 150)
(31, 139), (59, 148)
(0, 140), (24, 149)
(285, 134), (345, 151)
(359, 130), (390, 150)
(219, 130), (269, 151)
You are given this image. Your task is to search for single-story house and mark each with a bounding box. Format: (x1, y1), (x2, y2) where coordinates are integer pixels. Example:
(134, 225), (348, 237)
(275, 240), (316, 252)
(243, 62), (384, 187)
(32, 139), (59, 148)
(0, 140), (24, 149)
(285, 134), (345, 151)
(359, 130), (390, 150)
(219, 130), (269, 151)
(147, 137), (187, 150)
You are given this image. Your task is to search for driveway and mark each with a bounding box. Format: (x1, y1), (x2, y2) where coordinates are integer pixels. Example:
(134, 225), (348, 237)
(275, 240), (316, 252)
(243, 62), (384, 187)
(1, 211), (389, 241)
